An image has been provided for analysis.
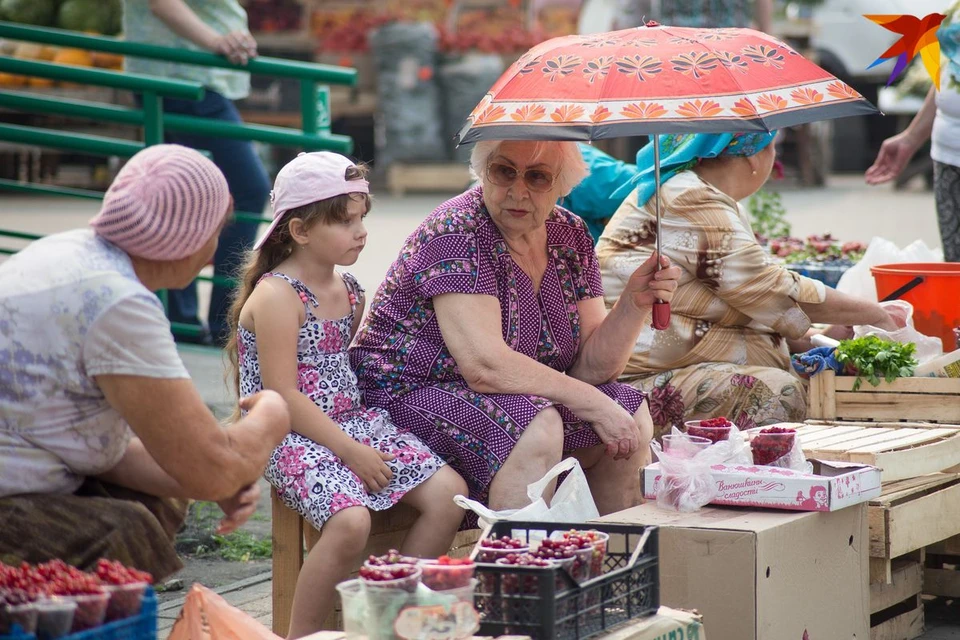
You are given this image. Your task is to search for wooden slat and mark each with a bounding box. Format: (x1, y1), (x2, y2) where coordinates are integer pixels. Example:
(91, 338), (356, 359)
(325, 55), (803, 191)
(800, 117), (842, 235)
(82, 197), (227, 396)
(925, 567), (960, 598)
(271, 488), (304, 638)
(876, 474), (960, 506)
(807, 420), (960, 431)
(800, 426), (881, 449)
(834, 376), (960, 394)
(808, 371), (837, 420)
(835, 393), (960, 423)
(870, 606), (924, 640)
(870, 559), (923, 615)
(848, 428), (959, 454)
(880, 479), (960, 558)
(814, 429), (914, 452)
(870, 557), (893, 585)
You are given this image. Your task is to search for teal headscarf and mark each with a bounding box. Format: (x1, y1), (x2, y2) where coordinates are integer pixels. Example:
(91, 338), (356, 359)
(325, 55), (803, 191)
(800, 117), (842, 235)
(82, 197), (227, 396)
(562, 132), (776, 242)
(627, 131), (778, 208)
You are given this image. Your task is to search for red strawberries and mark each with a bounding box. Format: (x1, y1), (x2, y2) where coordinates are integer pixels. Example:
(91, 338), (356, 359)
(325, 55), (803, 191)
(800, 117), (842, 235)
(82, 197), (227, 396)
(751, 427), (796, 465)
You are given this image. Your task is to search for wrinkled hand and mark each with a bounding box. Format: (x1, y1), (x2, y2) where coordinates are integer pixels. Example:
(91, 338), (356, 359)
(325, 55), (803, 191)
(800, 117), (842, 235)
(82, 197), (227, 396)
(216, 483), (260, 534)
(865, 133), (920, 185)
(212, 30), (257, 65)
(624, 252), (682, 310)
(821, 324), (854, 342)
(589, 399), (641, 460)
(341, 443), (395, 493)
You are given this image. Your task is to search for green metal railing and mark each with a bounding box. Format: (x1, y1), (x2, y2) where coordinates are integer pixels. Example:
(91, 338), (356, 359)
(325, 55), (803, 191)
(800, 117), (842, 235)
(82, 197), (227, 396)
(0, 21), (359, 340)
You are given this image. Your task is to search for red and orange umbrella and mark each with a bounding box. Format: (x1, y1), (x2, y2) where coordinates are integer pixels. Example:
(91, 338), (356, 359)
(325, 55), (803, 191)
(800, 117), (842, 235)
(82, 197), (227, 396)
(455, 22), (878, 329)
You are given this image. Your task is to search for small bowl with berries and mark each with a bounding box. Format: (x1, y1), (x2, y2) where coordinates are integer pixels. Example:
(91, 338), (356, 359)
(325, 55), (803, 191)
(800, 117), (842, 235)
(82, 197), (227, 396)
(475, 536), (529, 564)
(358, 563), (422, 593)
(684, 417), (735, 443)
(420, 556), (475, 591)
(749, 426), (797, 466)
(95, 559), (152, 622)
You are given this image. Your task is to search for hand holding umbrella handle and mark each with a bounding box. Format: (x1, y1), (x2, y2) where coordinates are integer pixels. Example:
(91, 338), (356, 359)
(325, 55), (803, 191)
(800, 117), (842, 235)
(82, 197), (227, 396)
(652, 300), (671, 330)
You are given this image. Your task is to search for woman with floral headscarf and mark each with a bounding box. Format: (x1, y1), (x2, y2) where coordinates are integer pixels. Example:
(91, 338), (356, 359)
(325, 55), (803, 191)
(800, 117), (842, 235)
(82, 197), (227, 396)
(567, 132), (898, 436)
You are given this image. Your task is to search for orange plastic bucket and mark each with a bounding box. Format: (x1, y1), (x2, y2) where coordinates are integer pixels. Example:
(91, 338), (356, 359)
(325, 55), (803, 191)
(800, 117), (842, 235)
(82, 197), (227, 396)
(871, 263), (960, 352)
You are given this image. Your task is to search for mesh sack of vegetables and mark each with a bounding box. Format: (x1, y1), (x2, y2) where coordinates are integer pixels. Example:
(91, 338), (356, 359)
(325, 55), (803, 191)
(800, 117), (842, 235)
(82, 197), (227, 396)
(437, 53), (504, 163)
(370, 22), (448, 166)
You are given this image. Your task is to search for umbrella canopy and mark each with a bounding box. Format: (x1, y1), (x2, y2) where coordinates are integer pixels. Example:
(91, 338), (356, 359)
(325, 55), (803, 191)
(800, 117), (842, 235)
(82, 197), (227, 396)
(455, 23), (878, 144)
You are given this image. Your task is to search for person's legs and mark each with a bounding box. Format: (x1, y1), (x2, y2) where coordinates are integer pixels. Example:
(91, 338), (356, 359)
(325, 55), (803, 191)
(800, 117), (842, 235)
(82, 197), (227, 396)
(288, 506), (370, 639)
(162, 92), (271, 344)
(934, 161), (960, 263)
(628, 362), (807, 439)
(569, 402), (651, 515)
(397, 466), (467, 558)
(0, 485), (184, 581)
(487, 407), (564, 510)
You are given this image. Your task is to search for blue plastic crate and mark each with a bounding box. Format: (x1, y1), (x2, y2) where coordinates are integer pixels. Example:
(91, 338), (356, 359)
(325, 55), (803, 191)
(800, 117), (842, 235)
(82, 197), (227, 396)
(2, 588), (156, 640)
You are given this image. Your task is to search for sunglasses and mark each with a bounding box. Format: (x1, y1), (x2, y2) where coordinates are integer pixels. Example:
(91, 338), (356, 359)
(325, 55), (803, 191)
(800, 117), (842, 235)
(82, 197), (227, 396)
(485, 161), (558, 193)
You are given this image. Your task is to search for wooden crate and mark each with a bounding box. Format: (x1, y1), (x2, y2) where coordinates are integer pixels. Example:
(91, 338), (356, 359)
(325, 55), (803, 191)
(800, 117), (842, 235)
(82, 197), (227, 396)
(866, 474), (960, 584)
(386, 163), (473, 196)
(808, 371), (960, 424)
(926, 534), (960, 599)
(870, 557), (924, 640)
(792, 421), (960, 483)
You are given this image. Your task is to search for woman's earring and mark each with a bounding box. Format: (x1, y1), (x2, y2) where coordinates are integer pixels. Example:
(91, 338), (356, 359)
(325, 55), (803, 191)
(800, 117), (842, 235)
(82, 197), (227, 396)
(752, 169), (757, 176)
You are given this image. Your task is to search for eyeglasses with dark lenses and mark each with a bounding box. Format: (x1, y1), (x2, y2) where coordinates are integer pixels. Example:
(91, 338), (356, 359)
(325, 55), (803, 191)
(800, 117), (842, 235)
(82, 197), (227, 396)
(485, 162), (558, 193)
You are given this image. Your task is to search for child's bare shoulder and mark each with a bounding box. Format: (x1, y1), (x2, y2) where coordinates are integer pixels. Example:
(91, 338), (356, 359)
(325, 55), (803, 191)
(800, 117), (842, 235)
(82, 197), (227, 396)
(246, 275), (305, 323)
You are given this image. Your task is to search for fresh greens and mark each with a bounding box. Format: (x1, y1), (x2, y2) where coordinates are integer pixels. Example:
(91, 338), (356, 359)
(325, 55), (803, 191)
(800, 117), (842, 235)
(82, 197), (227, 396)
(834, 336), (918, 391)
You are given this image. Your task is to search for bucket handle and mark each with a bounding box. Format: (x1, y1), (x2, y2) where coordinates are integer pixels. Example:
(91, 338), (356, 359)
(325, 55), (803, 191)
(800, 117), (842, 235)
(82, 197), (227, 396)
(880, 276), (925, 302)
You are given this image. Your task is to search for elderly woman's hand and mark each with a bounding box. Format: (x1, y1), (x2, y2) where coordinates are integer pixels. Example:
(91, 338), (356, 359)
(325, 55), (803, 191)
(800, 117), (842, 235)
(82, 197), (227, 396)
(587, 398), (642, 460)
(623, 252), (682, 311)
(216, 483), (261, 534)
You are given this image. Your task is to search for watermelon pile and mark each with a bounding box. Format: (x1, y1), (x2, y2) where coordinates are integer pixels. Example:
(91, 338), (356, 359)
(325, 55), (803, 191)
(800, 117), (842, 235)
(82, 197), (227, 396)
(0, 0), (121, 36)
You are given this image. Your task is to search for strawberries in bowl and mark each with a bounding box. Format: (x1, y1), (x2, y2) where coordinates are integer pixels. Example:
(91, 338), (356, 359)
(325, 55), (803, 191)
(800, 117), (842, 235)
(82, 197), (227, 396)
(750, 427), (796, 466)
(420, 556), (474, 591)
(685, 417), (734, 443)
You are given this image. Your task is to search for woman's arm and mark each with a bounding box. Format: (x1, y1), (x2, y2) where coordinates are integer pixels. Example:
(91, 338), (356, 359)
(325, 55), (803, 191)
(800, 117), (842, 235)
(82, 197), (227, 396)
(95, 376), (288, 502)
(569, 253), (679, 384)
(800, 288), (898, 330)
(866, 86), (937, 185)
(148, 0), (257, 64)
(434, 293), (641, 458)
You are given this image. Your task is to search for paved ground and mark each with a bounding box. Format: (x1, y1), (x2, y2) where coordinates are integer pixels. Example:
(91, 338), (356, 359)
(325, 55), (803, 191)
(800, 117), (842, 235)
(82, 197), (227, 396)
(3, 175), (959, 638)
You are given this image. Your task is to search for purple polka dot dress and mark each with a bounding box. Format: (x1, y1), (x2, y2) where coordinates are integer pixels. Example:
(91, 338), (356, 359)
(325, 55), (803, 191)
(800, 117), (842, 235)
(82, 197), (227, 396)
(351, 187), (645, 507)
(238, 272), (445, 530)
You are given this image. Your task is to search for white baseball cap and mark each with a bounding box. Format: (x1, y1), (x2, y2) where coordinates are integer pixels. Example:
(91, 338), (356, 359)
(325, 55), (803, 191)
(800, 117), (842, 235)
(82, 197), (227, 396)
(254, 151), (369, 250)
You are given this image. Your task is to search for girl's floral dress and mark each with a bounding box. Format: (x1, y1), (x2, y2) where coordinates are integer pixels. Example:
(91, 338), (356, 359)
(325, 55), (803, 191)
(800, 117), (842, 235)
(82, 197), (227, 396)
(238, 272), (445, 529)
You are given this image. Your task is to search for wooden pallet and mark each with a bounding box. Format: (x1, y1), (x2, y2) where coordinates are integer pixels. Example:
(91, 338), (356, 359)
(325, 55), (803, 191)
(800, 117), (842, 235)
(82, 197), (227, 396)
(790, 421), (960, 483)
(865, 474), (960, 584)
(808, 371), (960, 424)
(386, 163), (473, 196)
(870, 557), (924, 640)
(926, 534), (960, 599)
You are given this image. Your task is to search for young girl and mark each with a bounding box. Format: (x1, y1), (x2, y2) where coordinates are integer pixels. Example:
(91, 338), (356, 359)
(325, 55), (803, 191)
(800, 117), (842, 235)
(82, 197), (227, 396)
(226, 152), (467, 639)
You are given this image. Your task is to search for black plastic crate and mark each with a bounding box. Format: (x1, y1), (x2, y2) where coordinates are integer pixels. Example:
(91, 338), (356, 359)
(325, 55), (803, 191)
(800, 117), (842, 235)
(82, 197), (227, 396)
(470, 521), (659, 640)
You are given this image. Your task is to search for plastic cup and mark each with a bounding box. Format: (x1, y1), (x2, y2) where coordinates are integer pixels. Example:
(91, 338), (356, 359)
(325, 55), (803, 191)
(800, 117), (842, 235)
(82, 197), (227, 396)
(35, 598), (77, 640)
(420, 560), (475, 591)
(359, 564), (422, 593)
(63, 592), (109, 632)
(103, 582), (147, 621)
(1, 602), (39, 635)
(661, 434), (712, 459)
(749, 430), (797, 466)
(475, 541), (529, 564)
(684, 420), (733, 443)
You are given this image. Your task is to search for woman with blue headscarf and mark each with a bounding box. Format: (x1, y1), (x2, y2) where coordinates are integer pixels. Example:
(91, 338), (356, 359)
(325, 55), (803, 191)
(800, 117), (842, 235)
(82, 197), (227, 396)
(568, 132), (897, 436)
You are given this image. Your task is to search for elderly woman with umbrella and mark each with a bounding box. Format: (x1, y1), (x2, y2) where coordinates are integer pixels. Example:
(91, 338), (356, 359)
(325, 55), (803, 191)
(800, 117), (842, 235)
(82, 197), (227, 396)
(350, 140), (681, 517)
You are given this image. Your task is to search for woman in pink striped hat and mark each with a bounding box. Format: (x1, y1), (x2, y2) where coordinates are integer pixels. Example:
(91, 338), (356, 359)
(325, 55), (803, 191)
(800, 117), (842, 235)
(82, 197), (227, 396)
(0, 144), (290, 581)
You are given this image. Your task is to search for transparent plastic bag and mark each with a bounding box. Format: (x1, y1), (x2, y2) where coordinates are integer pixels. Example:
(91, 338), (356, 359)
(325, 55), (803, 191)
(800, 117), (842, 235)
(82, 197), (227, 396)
(745, 428), (813, 474)
(853, 300), (943, 365)
(650, 426), (752, 512)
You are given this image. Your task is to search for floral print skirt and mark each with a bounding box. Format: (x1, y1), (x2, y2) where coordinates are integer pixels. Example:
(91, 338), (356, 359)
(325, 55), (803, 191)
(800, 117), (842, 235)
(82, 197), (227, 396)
(624, 362), (807, 439)
(264, 407), (445, 530)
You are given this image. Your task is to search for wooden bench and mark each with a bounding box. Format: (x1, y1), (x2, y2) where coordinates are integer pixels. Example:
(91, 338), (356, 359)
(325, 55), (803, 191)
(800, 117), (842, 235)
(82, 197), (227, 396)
(271, 488), (479, 636)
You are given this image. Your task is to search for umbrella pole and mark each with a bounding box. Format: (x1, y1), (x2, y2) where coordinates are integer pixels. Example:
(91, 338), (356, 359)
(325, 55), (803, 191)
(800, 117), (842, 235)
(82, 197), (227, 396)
(651, 135), (671, 330)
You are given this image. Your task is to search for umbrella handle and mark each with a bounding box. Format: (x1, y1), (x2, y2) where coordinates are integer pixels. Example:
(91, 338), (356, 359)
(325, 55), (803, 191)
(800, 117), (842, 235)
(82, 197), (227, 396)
(652, 300), (671, 330)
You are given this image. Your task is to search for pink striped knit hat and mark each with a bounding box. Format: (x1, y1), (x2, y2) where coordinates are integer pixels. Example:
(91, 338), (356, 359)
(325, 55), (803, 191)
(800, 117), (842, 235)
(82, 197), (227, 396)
(90, 144), (231, 261)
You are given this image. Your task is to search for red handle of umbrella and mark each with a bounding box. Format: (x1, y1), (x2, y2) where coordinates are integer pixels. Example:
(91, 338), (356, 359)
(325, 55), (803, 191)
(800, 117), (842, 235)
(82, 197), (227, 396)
(652, 301), (671, 330)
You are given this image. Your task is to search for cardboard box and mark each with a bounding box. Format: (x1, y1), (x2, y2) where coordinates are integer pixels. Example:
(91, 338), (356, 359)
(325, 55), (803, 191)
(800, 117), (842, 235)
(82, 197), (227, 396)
(597, 503), (869, 640)
(642, 459), (882, 511)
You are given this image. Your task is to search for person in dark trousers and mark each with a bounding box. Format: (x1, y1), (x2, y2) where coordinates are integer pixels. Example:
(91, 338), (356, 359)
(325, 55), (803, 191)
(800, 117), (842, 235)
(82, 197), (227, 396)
(124, 0), (270, 345)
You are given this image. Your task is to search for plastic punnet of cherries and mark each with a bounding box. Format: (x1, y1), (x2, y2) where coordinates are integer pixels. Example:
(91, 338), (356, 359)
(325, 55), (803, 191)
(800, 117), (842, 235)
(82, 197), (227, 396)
(685, 417), (799, 467)
(360, 550), (475, 593)
(0, 559), (152, 638)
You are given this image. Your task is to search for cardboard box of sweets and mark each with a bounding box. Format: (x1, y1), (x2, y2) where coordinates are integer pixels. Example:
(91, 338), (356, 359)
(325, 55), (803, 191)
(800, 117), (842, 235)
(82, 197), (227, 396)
(642, 459), (882, 511)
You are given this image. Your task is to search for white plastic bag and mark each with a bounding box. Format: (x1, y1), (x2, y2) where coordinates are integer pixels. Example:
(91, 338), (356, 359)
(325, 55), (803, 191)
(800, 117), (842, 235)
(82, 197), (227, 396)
(452, 457), (599, 529)
(836, 237), (942, 302)
(853, 300), (943, 364)
(649, 426), (752, 513)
